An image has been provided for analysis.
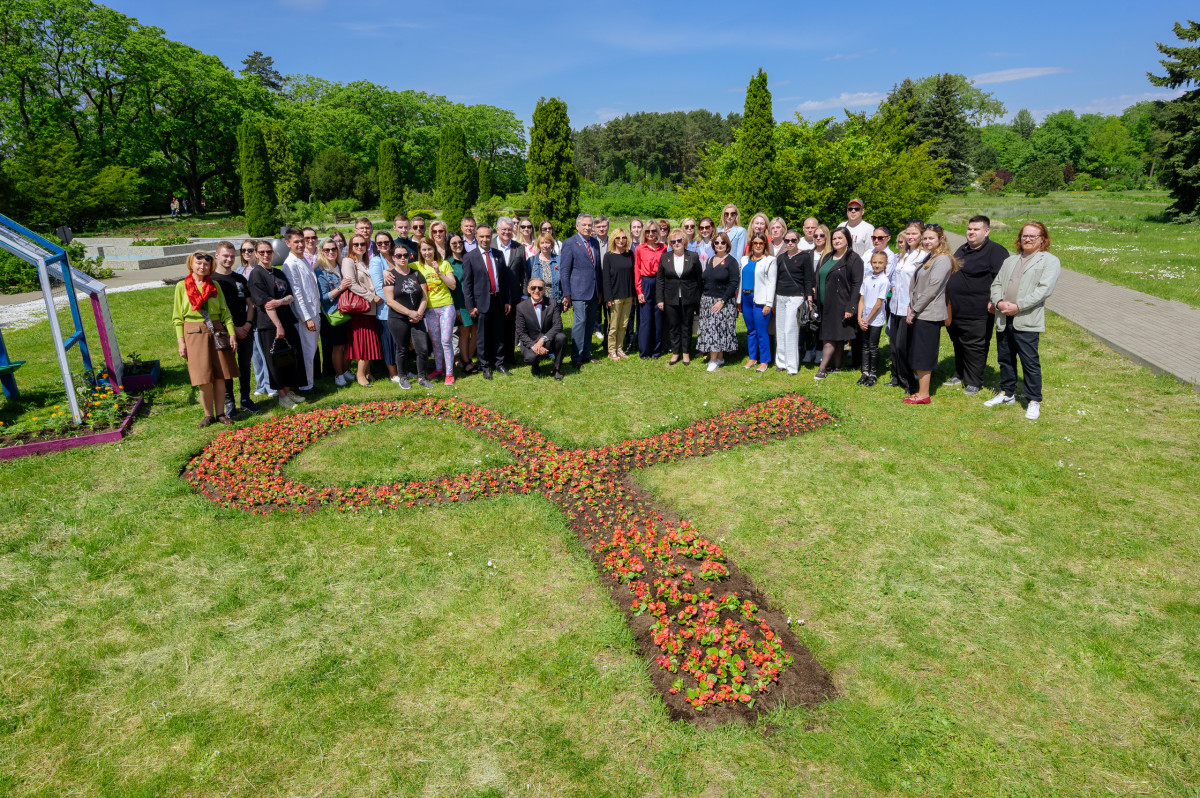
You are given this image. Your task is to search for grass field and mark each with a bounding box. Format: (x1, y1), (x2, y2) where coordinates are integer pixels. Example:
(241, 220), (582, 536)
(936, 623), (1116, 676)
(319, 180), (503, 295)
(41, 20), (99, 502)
(2, 271), (1199, 794)
(935, 190), (1200, 307)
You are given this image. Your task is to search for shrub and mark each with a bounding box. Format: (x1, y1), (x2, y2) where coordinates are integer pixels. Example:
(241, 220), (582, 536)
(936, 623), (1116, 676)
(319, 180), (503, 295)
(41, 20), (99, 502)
(0, 237), (112, 295)
(321, 199), (359, 214)
(1014, 158), (1065, 197)
(406, 209), (438, 225)
(471, 196), (504, 230)
(307, 148), (359, 203)
(580, 181), (680, 218)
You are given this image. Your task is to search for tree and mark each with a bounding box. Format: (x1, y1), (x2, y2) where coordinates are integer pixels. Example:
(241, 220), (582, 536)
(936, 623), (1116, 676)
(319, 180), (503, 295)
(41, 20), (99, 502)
(912, 74), (1005, 125)
(261, 121), (300, 206)
(1012, 109), (1036, 140)
(378, 138), (403, 220)
(4, 138), (142, 228)
(913, 73), (975, 191)
(1148, 20), (1200, 220)
(477, 159), (494, 201)
(240, 51), (283, 93)
(437, 123), (472, 235)
(526, 97), (580, 237)
(307, 148), (359, 201)
(238, 121), (278, 237)
(736, 68), (780, 215)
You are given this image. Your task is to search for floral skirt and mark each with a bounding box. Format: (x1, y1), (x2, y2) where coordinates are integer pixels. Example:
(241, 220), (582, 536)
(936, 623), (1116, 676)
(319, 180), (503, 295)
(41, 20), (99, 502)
(696, 295), (737, 352)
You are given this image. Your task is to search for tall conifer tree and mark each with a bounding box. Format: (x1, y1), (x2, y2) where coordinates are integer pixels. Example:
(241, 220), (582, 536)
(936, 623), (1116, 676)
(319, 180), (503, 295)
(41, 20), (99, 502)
(736, 69), (779, 215)
(437, 124), (472, 234)
(527, 97), (580, 236)
(378, 138), (404, 220)
(238, 121), (278, 237)
(1148, 20), (1200, 221)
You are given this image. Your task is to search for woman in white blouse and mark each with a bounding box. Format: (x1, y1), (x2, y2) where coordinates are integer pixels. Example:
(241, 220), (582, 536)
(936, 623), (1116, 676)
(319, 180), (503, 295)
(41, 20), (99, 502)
(887, 222), (929, 392)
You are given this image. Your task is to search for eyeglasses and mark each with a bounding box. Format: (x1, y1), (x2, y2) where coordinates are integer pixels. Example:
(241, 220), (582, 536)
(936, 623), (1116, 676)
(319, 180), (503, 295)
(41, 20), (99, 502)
(871, 235), (888, 241)
(669, 238), (684, 245)
(1020, 234), (1043, 240)
(784, 237), (798, 243)
(751, 241), (765, 248)
(303, 235), (317, 241)
(528, 285), (545, 292)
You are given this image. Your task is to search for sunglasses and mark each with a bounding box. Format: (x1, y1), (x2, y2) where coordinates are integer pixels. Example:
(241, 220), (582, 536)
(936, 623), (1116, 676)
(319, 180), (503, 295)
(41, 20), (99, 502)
(614, 236), (628, 241)
(352, 242), (367, 248)
(784, 237), (798, 243)
(193, 254), (212, 261)
(520, 223), (533, 229)
(871, 235), (888, 241)
(321, 246), (338, 252)
(255, 250), (273, 256)
(376, 240), (392, 247)
(699, 225), (712, 230)
(303, 235), (317, 241)
(669, 238), (684, 245)
(528, 285), (545, 291)
(814, 234), (826, 239)
(240, 247), (254, 253)
(847, 206), (862, 211)
(683, 224), (695, 229)
(413, 225), (425, 231)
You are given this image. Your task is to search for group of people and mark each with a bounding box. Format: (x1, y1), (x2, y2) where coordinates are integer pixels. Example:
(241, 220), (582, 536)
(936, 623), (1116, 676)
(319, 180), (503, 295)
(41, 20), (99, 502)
(171, 203), (1061, 427)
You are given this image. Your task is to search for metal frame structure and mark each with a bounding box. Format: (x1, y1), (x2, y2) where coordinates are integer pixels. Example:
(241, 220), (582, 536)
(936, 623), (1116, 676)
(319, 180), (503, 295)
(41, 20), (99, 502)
(0, 213), (96, 423)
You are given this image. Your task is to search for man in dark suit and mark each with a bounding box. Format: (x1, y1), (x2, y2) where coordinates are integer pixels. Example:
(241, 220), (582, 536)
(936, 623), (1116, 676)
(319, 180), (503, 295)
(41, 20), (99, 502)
(515, 276), (566, 380)
(494, 217), (528, 367)
(559, 213), (602, 368)
(461, 225), (511, 379)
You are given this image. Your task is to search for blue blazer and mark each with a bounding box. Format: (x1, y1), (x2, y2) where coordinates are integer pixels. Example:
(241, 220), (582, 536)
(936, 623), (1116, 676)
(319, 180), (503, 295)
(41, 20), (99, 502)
(461, 246), (510, 315)
(558, 233), (601, 302)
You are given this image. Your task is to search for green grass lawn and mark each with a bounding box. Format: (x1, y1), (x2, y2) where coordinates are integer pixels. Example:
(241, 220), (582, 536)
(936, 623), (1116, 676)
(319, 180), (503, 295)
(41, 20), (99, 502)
(935, 190), (1200, 307)
(2, 286), (1199, 796)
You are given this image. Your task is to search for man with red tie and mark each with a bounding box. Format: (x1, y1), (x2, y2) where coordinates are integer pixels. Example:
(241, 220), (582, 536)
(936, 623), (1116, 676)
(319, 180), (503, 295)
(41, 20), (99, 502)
(461, 225), (512, 379)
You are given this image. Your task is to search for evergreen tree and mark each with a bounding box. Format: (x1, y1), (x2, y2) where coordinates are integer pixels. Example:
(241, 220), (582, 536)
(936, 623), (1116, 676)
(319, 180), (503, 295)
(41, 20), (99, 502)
(526, 97), (580, 236)
(378, 138), (404, 220)
(261, 121), (299, 207)
(240, 51), (283, 92)
(437, 123), (472, 235)
(736, 68), (779, 215)
(913, 73), (975, 191)
(238, 121), (278, 237)
(477, 159), (493, 201)
(881, 78), (921, 144)
(1148, 20), (1200, 221)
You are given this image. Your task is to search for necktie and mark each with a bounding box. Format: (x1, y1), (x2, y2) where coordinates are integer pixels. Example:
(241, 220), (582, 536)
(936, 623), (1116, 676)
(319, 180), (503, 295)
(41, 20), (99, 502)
(582, 236), (594, 265)
(485, 252), (497, 293)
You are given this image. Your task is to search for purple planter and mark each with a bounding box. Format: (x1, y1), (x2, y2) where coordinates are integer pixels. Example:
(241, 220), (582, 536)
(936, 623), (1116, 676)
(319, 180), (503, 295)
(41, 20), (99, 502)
(120, 361), (161, 394)
(0, 397), (145, 461)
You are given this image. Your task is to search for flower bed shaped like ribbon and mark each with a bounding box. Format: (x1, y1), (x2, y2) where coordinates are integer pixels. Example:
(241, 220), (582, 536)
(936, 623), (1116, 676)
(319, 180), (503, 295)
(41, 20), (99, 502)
(184, 395), (835, 723)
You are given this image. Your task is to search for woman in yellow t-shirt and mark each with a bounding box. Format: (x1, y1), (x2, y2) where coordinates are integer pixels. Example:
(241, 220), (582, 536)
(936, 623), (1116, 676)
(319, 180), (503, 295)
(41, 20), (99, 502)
(413, 237), (459, 384)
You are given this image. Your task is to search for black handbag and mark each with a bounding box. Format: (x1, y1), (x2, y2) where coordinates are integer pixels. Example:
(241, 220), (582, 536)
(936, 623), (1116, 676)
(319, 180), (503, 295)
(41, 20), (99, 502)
(800, 300), (821, 333)
(199, 304), (232, 351)
(270, 335), (295, 372)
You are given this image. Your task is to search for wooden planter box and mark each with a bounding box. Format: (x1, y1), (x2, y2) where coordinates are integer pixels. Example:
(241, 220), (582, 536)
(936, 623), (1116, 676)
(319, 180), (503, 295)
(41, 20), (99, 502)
(120, 360), (161, 394)
(0, 398), (145, 461)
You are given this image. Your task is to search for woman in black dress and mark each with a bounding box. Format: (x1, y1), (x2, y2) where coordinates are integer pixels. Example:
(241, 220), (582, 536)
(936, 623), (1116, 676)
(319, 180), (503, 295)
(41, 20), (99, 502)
(696, 232), (739, 371)
(246, 240), (307, 409)
(814, 227), (864, 379)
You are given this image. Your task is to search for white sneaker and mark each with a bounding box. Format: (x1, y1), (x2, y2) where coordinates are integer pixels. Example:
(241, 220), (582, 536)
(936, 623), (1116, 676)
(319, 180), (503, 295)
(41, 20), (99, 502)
(288, 392), (305, 404)
(716, 358), (725, 366)
(267, 390), (278, 399)
(334, 374), (347, 387)
(297, 384), (313, 392)
(984, 392), (1015, 407)
(277, 394), (295, 410)
(390, 375), (401, 384)
(1025, 401), (1041, 420)
(706, 361), (719, 372)
(252, 389), (266, 398)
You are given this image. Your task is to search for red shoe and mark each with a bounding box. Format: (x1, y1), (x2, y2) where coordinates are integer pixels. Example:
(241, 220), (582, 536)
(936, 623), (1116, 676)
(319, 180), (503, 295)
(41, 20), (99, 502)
(428, 369), (444, 380)
(903, 396), (932, 404)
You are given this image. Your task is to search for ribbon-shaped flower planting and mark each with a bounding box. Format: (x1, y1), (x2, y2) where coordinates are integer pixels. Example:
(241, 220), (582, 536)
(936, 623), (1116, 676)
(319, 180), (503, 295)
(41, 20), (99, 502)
(185, 395), (837, 724)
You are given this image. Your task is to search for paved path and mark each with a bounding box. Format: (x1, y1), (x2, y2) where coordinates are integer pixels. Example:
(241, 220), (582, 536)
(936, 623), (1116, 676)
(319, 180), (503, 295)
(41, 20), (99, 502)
(2, 231), (1197, 390)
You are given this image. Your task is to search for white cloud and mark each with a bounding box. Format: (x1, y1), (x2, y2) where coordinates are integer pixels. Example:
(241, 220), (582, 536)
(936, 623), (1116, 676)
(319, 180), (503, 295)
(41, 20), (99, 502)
(972, 67), (1067, 85)
(791, 92), (886, 113)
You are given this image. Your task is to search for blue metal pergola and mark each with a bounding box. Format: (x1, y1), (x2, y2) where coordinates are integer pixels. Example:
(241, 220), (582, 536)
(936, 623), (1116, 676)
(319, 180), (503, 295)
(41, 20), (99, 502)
(0, 213), (95, 422)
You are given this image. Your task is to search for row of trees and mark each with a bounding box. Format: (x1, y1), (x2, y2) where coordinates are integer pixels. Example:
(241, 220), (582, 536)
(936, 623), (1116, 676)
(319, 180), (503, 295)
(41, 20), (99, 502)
(0, 0), (527, 229)
(574, 110), (741, 185)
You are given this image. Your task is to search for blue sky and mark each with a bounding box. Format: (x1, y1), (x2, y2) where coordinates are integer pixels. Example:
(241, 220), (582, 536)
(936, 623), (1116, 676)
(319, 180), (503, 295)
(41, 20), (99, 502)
(110, 0), (1192, 131)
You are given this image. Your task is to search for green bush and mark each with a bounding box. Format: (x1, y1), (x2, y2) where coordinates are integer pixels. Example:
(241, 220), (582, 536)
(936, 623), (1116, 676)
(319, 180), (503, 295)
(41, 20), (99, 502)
(1014, 158), (1066, 197)
(321, 199), (359, 214)
(0, 237), (112, 295)
(470, 196), (504, 230)
(580, 181), (680, 218)
(406, 209), (438, 225)
(307, 148), (359, 202)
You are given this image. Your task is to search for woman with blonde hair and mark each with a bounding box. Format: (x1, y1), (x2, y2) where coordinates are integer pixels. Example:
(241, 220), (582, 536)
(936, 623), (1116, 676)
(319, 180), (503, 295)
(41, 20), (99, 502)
(744, 212), (770, 256)
(719, 204), (746, 260)
(601, 227), (636, 359)
(887, 221), (928, 390)
(768, 216), (787, 256)
(429, 220), (450, 261)
(172, 251), (240, 426)
(903, 224), (958, 404)
(341, 234), (383, 386)
(315, 238), (354, 385)
(657, 227), (704, 365)
(515, 218), (538, 259)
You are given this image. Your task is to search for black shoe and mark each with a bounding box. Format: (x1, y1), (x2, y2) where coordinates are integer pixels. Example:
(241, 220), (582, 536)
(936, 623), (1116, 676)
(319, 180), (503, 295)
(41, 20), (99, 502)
(224, 402), (239, 420)
(531, 363), (542, 377)
(856, 374), (867, 386)
(496, 365), (510, 376)
(553, 369), (564, 381)
(417, 377), (434, 389)
(886, 377), (901, 387)
(482, 370), (493, 380)
(240, 398), (262, 413)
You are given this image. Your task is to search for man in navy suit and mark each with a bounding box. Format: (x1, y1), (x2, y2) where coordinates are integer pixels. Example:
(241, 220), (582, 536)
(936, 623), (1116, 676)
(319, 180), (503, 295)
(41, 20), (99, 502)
(559, 213), (602, 368)
(461, 225), (511, 379)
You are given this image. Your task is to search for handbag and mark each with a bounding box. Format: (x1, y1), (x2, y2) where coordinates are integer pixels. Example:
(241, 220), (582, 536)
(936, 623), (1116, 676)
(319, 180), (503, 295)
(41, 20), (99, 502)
(945, 298), (953, 328)
(338, 288), (371, 315)
(199, 304), (232, 351)
(800, 299), (821, 333)
(325, 308), (352, 326)
(270, 335), (296, 372)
